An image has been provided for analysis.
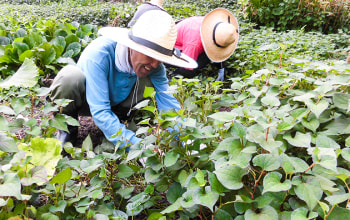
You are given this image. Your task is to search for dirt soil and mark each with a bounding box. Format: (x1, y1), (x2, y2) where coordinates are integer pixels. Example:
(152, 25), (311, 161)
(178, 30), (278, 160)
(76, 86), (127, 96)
(75, 116), (105, 147)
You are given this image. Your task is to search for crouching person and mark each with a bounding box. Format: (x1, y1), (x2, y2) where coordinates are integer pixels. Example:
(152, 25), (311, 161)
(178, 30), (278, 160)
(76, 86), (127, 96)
(48, 10), (197, 150)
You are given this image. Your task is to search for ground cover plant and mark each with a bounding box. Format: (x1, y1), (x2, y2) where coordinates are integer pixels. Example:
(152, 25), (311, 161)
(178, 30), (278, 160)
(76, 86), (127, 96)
(239, 0), (350, 33)
(1, 0), (350, 219)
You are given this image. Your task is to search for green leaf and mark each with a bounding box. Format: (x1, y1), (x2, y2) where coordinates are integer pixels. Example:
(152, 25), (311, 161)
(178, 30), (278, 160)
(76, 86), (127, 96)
(145, 168), (161, 183)
(214, 164), (248, 190)
(0, 131), (18, 152)
(280, 153), (309, 174)
(0, 173), (22, 200)
(49, 114), (69, 132)
(164, 151), (180, 167)
(38, 42), (56, 65)
(50, 167), (72, 185)
(261, 95), (280, 107)
(49, 200), (67, 213)
(166, 182), (184, 204)
(209, 172), (227, 195)
(208, 112), (236, 122)
(231, 121), (246, 138)
(332, 93), (350, 110)
(195, 169), (206, 187)
(116, 164), (134, 178)
(64, 42), (81, 57)
(21, 165), (48, 186)
(18, 137), (62, 181)
(291, 207), (318, 220)
(40, 213), (60, 220)
(327, 206), (350, 220)
(325, 193), (350, 205)
(341, 148), (350, 162)
(253, 154), (280, 171)
(277, 121), (295, 131)
(50, 36), (66, 57)
(13, 42), (29, 57)
(293, 176), (323, 210)
(144, 86), (155, 98)
(214, 209), (233, 220)
(262, 172), (291, 194)
(301, 118), (320, 133)
(316, 135), (340, 149)
(0, 58), (39, 89)
(80, 158), (103, 173)
(0, 106), (15, 115)
(82, 134), (93, 152)
(283, 132), (311, 148)
(308, 147), (337, 171)
(161, 197), (183, 214)
(244, 205), (278, 220)
(305, 99), (328, 118)
(193, 186), (219, 212)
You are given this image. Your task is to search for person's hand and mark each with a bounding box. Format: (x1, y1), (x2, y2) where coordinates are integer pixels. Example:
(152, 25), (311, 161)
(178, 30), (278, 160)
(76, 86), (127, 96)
(216, 68), (225, 82)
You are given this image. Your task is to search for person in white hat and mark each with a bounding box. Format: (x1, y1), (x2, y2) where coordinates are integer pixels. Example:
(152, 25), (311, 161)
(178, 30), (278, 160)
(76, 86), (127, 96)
(170, 8), (239, 81)
(49, 10), (197, 152)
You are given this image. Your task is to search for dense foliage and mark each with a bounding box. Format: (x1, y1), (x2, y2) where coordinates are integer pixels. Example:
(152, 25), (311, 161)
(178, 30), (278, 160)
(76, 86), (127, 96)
(239, 0), (350, 34)
(1, 0), (350, 219)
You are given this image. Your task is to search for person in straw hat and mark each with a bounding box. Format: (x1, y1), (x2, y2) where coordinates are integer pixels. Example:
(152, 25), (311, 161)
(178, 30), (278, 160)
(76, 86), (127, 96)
(170, 8), (239, 81)
(48, 10), (197, 152)
(128, 2), (239, 81)
(128, 0), (165, 28)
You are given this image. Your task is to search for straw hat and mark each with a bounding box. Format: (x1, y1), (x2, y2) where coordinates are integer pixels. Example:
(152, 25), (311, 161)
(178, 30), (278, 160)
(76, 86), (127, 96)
(149, 0), (163, 7)
(99, 10), (197, 69)
(201, 8), (239, 62)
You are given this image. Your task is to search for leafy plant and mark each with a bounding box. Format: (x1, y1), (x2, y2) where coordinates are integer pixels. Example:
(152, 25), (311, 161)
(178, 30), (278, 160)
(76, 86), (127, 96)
(0, 16), (98, 78)
(239, 0), (350, 33)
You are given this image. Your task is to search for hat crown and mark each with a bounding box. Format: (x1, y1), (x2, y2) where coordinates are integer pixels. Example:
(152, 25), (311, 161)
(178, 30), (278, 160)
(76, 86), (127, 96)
(131, 10), (177, 52)
(149, 0), (163, 7)
(200, 8), (239, 62)
(214, 23), (236, 48)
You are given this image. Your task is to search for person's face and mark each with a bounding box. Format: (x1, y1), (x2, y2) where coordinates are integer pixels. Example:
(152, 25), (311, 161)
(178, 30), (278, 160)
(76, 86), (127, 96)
(129, 48), (161, 78)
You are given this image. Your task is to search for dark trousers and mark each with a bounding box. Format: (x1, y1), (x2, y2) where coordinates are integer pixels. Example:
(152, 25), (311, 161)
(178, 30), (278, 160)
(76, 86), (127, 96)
(49, 65), (153, 123)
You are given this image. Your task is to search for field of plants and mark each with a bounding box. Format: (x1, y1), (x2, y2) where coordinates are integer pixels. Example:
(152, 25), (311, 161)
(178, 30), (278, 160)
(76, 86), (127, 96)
(1, 0), (350, 219)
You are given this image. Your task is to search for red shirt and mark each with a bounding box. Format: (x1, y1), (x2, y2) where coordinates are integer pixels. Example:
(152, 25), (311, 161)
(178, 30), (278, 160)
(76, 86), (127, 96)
(175, 16), (204, 64)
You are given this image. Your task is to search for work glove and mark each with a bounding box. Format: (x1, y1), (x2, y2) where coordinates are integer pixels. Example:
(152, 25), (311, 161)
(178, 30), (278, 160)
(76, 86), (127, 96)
(216, 68), (225, 82)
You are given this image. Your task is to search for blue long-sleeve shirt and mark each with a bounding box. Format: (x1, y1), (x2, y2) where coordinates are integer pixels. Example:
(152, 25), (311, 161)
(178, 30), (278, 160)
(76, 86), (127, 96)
(77, 36), (180, 146)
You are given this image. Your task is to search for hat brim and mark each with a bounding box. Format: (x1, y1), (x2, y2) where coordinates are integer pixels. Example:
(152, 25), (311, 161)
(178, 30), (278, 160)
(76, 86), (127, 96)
(99, 27), (198, 69)
(200, 8), (239, 62)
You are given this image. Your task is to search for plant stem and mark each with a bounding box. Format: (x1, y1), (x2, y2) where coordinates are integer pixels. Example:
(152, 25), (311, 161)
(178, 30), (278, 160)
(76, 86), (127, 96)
(300, 163), (315, 177)
(252, 170), (265, 199)
(324, 205), (336, 220)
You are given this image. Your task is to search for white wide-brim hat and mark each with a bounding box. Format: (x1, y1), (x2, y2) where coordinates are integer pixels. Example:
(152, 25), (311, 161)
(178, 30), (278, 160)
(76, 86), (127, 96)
(201, 8), (240, 62)
(99, 10), (197, 69)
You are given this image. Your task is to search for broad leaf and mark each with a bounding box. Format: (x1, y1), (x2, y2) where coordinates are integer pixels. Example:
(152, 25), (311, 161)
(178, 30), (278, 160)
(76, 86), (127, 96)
(50, 167), (72, 185)
(283, 132), (311, 148)
(0, 58), (39, 89)
(21, 165), (48, 186)
(293, 176), (323, 210)
(193, 186), (219, 212)
(253, 154), (280, 171)
(325, 193), (350, 205)
(305, 99), (328, 118)
(164, 151), (180, 167)
(214, 164), (248, 190)
(0, 131), (18, 152)
(262, 172), (291, 194)
(0, 173), (22, 200)
(116, 164), (134, 178)
(244, 205), (278, 220)
(18, 137), (62, 182)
